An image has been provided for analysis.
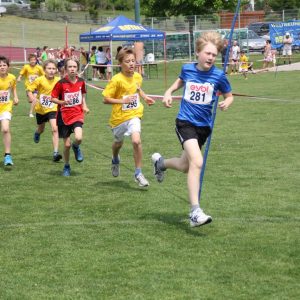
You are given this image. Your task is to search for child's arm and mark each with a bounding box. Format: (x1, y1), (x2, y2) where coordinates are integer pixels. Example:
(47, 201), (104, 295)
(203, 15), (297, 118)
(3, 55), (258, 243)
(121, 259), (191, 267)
(17, 74), (22, 82)
(82, 94), (89, 114)
(27, 91), (37, 103)
(103, 96), (132, 105)
(218, 92), (234, 111)
(12, 85), (19, 105)
(163, 78), (184, 108)
(137, 87), (155, 106)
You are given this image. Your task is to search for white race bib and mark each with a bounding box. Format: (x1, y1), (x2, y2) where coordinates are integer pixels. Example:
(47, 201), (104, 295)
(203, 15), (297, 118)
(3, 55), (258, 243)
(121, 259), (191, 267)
(29, 75), (38, 83)
(40, 94), (54, 108)
(0, 90), (10, 103)
(64, 91), (82, 107)
(184, 82), (214, 105)
(122, 93), (140, 111)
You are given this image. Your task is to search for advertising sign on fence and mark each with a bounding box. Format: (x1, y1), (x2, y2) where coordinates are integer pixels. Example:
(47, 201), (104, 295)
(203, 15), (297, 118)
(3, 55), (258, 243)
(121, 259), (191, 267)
(269, 20), (300, 49)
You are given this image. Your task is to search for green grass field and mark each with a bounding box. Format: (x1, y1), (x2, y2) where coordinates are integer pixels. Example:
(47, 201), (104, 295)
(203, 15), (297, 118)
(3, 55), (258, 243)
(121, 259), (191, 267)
(0, 62), (299, 299)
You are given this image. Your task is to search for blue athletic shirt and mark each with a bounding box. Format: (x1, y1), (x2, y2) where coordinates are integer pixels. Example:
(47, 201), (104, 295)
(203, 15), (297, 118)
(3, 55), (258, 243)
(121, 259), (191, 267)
(177, 63), (232, 127)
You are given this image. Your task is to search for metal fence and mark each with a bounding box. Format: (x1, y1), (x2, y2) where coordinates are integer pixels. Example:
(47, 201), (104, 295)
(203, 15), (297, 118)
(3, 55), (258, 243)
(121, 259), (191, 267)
(5, 8), (300, 30)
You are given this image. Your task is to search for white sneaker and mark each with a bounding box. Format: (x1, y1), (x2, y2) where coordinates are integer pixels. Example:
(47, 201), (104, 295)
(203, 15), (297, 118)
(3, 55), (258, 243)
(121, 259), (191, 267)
(111, 157), (120, 177)
(135, 173), (149, 187)
(151, 152), (164, 183)
(189, 208), (212, 227)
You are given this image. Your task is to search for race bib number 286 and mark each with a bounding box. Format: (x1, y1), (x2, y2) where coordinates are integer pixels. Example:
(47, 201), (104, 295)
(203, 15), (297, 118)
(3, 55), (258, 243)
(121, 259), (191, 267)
(64, 91), (82, 107)
(184, 82), (214, 105)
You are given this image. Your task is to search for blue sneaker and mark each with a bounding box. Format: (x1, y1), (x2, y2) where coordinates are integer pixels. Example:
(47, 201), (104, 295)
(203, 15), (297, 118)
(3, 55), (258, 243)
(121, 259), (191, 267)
(4, 155), (13, 166)
(72, 143), (83, 162)
(34, 131), (40, 143)
(62, 164), (71, 176)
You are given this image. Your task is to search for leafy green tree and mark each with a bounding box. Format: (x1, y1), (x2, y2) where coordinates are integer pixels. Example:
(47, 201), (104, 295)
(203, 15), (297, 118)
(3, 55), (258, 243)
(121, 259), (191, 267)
(269, 0), (300, 10)
(141, 0), (242, 17)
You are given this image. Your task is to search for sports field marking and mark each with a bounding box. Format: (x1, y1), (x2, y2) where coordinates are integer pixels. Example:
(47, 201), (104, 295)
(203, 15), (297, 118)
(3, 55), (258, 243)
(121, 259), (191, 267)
(1, 216), (299, 229)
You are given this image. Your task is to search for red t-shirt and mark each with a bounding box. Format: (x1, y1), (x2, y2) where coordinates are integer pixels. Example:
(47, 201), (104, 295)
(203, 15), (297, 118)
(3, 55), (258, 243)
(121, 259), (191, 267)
(51, 75), (86, 125)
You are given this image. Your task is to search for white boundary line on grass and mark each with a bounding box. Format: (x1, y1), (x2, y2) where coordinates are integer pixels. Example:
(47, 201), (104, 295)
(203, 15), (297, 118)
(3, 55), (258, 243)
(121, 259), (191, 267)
(1, 216), (299, 229)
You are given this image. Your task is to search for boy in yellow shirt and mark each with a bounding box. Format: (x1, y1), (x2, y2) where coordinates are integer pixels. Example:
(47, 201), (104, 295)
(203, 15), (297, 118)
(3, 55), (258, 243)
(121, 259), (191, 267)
(0, 56), (19, 166)
(102, 47), (155, 187)
(239, 50), (253, 79)
(27, 59), (62, 162)
(17, 53), (44, 117)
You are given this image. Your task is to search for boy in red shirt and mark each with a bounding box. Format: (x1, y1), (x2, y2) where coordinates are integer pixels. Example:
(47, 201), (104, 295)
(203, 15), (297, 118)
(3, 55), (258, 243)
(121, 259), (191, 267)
(51, 58), (89, 176)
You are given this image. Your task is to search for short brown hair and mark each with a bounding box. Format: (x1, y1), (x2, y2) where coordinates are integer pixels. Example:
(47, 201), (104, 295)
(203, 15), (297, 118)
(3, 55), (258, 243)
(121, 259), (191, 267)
(0, 56), (10, 66)
(195, 31), (223, 54)
(43, 59), (57, 70)
(28, 53), (37, 60)
(117, 47), (136, 64)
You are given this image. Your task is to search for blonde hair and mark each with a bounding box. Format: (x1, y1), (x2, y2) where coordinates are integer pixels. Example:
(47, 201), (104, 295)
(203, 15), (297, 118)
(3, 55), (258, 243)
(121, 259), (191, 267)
(42, 59), (57, 70)
(195, 31), (223, 53)
(117, 47), (136, 64)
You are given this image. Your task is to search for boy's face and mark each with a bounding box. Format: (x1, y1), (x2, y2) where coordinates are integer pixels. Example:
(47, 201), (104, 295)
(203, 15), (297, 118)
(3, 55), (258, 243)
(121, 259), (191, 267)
(65, 60), (78, 76)
(196, 42), (218, 71)
(0, 61), (9, 76)
(44, 63), (57, 78)
(120, 54), (136, 75)
(29, 57), (37, 66)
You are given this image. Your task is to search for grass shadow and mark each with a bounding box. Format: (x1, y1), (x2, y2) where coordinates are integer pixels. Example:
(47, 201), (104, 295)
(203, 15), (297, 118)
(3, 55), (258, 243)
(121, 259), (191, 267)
(143, 212), (209, 237)
(95, 179), (148, 192)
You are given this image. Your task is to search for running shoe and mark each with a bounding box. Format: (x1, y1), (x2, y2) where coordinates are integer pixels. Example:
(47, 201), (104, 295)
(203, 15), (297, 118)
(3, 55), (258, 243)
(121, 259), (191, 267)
(151, 152), (165, 183)
(53, 152), (62, 162)
(135, 173), (149, 187)
(62, 164), (71, 176)
(33, 131), (40, 143)
(111, 156), (120, 177)
(72, 143), (83, 162)
(4, 155), (13, 166)
(189, 208), (212, 228)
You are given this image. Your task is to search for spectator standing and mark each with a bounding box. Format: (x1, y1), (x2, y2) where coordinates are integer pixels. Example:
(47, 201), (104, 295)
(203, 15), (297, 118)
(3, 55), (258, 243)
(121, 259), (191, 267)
(282, 32), (293, 64)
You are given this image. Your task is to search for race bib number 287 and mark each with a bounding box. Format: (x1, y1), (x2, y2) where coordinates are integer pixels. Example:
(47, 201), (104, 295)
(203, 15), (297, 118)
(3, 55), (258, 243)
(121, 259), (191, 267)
(184, 82), (214, 105)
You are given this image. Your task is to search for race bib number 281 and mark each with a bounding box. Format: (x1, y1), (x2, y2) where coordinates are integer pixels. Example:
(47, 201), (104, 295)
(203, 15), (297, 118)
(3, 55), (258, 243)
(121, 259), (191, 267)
(184, 82), (214, 105)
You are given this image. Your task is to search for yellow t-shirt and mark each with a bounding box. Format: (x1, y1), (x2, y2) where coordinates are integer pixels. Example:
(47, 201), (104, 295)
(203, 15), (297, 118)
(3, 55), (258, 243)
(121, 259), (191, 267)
(102, 72), (144, 128)
(0, 73), (16, 114)
(27, 75), (59, 115)
(240, 55), (249, 70)
(19, 64), (44, 88)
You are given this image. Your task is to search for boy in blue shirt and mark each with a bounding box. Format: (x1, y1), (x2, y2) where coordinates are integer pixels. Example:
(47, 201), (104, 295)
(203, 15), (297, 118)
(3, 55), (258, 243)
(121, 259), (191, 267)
(152, 32), (234, 227)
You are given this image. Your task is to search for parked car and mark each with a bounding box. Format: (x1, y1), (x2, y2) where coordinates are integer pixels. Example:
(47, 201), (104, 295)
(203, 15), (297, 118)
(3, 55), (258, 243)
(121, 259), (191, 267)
(0, 0), (30, 9)
(248, 22), (271, 40)
(225, 29), (266, 52)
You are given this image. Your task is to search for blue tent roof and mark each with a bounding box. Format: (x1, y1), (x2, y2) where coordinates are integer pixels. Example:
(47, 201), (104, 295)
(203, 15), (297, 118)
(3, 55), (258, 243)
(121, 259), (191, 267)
(80, 15), (165, 42)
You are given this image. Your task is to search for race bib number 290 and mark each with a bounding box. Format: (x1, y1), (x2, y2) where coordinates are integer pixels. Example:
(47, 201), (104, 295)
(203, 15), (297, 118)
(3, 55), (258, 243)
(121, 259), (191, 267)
(64, 92), (82, 107)
(122, 93), (140, 111)
(184, 82), (214, 105)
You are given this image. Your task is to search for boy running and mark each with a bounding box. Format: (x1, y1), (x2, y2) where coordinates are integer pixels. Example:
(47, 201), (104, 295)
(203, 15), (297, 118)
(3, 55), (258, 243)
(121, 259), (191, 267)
(17, 53), (44, 117)
(0, 56), (19, 166)
(51, 58), (89, 176)
(102, 47), (155, 187)
(27, 59), (62, 162)
(151, 32), (234, 227)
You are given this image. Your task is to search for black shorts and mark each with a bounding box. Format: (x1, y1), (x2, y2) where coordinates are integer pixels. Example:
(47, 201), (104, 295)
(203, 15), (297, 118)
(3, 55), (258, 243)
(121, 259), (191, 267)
(57, 111), (83, 139)
(36, 111), (56, 125)
(175, 119), (211, 149)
